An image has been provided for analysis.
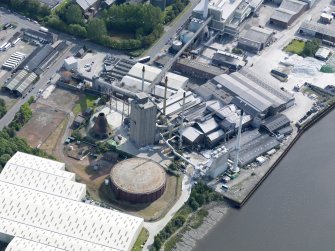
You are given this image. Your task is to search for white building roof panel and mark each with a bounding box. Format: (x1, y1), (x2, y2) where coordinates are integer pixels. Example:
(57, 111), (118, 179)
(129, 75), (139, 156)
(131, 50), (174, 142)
(7, 152), (74, 180)
(0, 153), (143, 251)
(0, 164), (86, 201)
(6, 237), (63, 251)
(128, 63), (161, 83)
(0, 181), (143, 251)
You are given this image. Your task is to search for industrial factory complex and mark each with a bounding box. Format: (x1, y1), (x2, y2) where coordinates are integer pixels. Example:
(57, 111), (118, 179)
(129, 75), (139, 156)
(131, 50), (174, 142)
(0, 0), (335, 248)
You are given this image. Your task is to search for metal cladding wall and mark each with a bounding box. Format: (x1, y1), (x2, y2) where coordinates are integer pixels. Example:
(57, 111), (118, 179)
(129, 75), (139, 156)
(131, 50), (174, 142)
(111, 180), (166, 204)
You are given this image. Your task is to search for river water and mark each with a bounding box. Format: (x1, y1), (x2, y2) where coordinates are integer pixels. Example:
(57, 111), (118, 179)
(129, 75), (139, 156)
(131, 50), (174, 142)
(194, 110), (335, 251)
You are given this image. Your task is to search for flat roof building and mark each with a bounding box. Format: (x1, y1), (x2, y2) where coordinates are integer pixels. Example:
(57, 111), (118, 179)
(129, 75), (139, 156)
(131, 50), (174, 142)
(212, 51), (246, 71)
(0, 152), (143, 251)
(238, 26), (273, 53)
(122, 63), (188, 94)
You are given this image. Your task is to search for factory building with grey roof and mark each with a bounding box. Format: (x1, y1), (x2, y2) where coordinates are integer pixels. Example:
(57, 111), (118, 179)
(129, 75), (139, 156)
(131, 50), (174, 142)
(238, 27), (274, 53)
(208, 70), (294, 118)
(299, 21), (335, 43)
(270, 0), (308, 28)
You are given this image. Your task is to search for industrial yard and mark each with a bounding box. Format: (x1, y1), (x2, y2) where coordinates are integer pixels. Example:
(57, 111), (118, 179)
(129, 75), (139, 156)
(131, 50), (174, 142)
(0, 0), (334, 249)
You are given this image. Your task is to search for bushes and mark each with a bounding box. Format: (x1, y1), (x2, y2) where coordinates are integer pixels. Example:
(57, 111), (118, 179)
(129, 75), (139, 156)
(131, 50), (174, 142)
(163, 0), (190, 24)
(0, 127), (53, 172)
(9, 102), (32, 131)
(151, 182), (223, 250)
(302, 39), (320, 57)
(232, 47), (243, 55)
(46, 3), (164, 51)
(1, 0), (50, 20)
(284, 39), (320, 57)
(0, 98), (7, 119)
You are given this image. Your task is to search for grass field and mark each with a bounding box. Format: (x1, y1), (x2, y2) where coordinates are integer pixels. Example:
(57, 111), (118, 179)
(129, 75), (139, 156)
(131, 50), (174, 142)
(284, 39), (305, 55)
(132, 228), (149, 251)
(73, 94), (98, 116)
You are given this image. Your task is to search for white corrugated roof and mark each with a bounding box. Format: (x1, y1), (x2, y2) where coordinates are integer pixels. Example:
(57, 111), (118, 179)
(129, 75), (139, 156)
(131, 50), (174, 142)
(128, 63), (161, 82)
(6, 237), (63, 251)
(0, 153), (144, 251)
(0, 163), (86, 201)
(7, 152), (74, 180)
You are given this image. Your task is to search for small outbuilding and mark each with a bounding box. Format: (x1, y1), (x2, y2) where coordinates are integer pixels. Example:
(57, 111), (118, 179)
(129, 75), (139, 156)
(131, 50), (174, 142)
(315, 47), (331, 60)
(64, 57), (78, 71)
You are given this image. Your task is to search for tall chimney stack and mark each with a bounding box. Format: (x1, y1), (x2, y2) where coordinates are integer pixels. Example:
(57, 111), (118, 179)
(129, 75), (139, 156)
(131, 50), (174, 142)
(179, 92), (186, 150)
(203, 0), (209, 19)
(141, 66), (145, 92)
(163, 76), (168, 116)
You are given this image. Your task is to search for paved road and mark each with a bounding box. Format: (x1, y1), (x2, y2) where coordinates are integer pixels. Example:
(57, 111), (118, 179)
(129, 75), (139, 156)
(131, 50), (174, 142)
(143, 174), (192, 251)
(145, 0), (201, 61)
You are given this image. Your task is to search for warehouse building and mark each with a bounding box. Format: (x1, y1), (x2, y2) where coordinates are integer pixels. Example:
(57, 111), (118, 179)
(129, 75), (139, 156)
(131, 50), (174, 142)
(270, 0), (308, 28)
(3, 70), (37, 96)
(0, 152), (143, 251)
(207, 68), (294, 118)
(23, 29), (55, 44)
(173, 58), (228, 81)
(299, 21), (335, 43)
(194, 82), (233, 104)
(226, 130), (280, 166)
(260, 113), (291, 134)
(238, 26), (273, 53)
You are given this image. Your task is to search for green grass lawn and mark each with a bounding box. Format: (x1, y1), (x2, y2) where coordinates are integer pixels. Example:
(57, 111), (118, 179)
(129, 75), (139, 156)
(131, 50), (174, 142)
(284, 39), (305, 55)
(132, 228), (149, 251)
(73, 94), (98, 116)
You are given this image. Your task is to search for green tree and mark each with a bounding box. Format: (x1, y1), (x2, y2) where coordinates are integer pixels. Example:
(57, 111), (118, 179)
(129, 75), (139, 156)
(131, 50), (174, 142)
(0, 98), (7, 119)
(65, 4), (83, 24)
(0, 154), (11, 167)
(302, 39), (320, 57)
(87, 18), (107, 40)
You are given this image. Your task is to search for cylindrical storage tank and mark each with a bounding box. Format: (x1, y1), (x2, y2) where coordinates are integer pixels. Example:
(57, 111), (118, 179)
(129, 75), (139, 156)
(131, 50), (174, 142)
(110, 158), (167, 204)
(172, 40), (183, 51)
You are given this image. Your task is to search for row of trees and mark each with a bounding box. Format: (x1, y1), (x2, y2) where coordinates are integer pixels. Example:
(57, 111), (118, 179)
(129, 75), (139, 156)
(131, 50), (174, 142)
(151, 182), (223, 250)
(164, 0), (190, 24)
(1, 0), (50, 20)
(0, 97), (52, 170)
(47, 2), (164, 50)
(0, 99), (7, 119)
(9, 97), (34, 131)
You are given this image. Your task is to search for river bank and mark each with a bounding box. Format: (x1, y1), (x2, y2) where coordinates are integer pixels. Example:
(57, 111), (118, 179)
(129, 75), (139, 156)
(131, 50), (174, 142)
(174, 202), (229, 251)
(171, 102), (335, 251)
